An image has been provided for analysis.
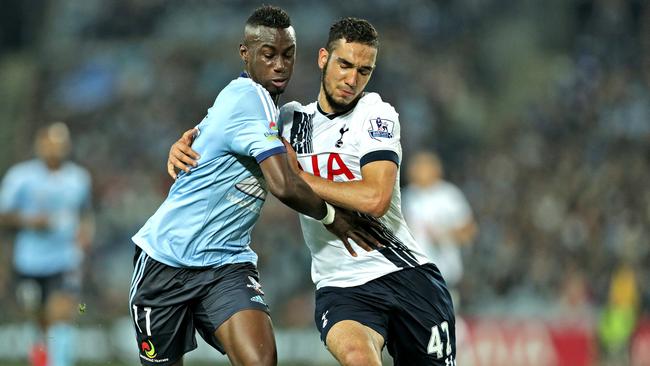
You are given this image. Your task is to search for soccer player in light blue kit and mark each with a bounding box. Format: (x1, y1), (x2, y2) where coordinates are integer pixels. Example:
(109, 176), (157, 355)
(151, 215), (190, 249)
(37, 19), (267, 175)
(0, 122), (94, 366)
(129, 6), (379, 366)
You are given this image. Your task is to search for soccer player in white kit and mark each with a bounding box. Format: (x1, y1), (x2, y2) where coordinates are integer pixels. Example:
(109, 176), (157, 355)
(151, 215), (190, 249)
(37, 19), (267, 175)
(403, 151), (477, 303)
(169, 17), (456, 366)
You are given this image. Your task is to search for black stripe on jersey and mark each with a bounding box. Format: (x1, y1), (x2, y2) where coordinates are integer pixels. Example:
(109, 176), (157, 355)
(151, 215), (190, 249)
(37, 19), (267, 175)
(290, 111), (314, 154)
(360, 150), (399, 167)
(306, 116), (313, 153)
(360, 213), (419, 268)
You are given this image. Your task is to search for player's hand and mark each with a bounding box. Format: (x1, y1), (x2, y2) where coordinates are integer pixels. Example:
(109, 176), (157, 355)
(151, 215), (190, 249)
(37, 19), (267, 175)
(167, 128), (200, 179)
(26, 215), (49, 231)
(281, 138), (301, 173)
(325, 206), (384, 257)
(76, 228), (92, 253)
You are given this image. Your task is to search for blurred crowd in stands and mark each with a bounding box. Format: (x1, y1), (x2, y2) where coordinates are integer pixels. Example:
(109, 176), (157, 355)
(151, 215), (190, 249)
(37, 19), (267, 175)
(0, 0), (648, 358)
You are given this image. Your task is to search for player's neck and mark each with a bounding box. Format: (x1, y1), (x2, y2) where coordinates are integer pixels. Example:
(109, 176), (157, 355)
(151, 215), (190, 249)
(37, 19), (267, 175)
(43, 159), (64, 171)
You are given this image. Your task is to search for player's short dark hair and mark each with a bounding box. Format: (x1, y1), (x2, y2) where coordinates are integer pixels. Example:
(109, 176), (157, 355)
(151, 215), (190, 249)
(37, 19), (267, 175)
(326, 17), (379, 52)
(246, 5), (291, 29)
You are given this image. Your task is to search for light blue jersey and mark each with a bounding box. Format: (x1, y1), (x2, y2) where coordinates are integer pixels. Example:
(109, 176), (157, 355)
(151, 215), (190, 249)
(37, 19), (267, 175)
(132, 74), (286, 268)
(0, 159), (91, 276)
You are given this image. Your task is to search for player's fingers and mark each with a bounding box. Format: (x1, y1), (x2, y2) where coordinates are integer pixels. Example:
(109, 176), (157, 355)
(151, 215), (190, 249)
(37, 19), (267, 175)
(181, 128), (195, 142)
(170, 155), (191, 173)
(341, 238), (357, 257)
(361, 221), (384, 239)
(281, 138), (297, 154)
(365, 228), (385, 248)
(349, 232), (373, 252)
(283, 140), (295, 155)
(171, 149), (192, 167)
(356, 230), (383, 249)
(178, 143), (200, 161)
(167, 161), (178, 180)
(362, 218), (384, 231)
(173, 142), (199, 162)
(178, 151), (198, 167)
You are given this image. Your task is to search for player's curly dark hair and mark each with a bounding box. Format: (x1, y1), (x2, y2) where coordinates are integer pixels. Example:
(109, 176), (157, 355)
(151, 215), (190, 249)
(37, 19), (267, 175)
(246, 5), (291, 28)
(326, 17), (379, 51)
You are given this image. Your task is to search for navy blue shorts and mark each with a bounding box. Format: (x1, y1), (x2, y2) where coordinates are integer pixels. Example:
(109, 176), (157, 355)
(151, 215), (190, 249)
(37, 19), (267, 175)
(314, 263), (456, 365)
(129, 246), (270, 366)
(15, 270), (81, 309)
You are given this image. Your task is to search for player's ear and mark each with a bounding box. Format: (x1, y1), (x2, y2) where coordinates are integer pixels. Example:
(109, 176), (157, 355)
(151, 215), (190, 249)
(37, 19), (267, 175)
(318, 48), (329, 70)
(240, 44), (249, 64)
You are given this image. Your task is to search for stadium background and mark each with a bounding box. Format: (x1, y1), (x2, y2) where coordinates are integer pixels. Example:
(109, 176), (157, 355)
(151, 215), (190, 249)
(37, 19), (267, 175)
(0, 0), (648, 365)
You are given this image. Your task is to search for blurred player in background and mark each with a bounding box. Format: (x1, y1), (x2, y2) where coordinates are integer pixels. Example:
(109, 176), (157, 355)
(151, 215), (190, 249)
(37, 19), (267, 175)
(403, 151), (477, 306)
(0, 122), (94, 366)
(170, 17), (456, 366)
(131, 6), (379, 366)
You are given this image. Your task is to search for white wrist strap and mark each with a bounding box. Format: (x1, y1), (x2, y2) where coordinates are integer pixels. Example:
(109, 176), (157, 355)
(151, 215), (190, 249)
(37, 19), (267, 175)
(319, 202), (336, 226)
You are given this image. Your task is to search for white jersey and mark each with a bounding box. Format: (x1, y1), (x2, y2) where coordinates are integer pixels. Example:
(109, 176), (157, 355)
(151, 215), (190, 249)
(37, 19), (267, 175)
(279, 92), (430, 289)
(402, 181), (473, 287)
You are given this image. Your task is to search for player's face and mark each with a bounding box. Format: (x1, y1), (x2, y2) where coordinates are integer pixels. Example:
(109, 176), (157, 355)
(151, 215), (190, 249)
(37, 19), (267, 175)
(408, 153), (442, 188)
(319, 40), (376, 112)
(241, 26), (296, 97)
(36, 133), (70, 168)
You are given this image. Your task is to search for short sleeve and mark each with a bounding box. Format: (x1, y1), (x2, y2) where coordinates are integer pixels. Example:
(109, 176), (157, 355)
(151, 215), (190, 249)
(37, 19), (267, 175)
(0, 167), (23, 213)
(226, 86), (286, 163)
(358, 105), (401, 167)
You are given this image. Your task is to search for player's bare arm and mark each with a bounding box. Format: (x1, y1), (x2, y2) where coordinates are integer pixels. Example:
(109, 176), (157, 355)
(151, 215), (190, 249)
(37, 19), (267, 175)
(166, 135), (380, 256)
(167, 129), (385, 253)
(282, 138), (396, 218)
(259, 154), (329, 219)
(166, 130), (326, 217)
(299, 161), (396, 218)
(0, 213), (49, 231)
(259, 154), (381, 256)
(167, 133), (395, 217)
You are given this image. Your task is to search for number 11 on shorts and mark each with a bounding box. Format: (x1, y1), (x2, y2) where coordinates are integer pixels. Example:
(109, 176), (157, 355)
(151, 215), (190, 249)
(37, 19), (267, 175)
(427, 321), (454, 364)
(133, 305), (152, 336)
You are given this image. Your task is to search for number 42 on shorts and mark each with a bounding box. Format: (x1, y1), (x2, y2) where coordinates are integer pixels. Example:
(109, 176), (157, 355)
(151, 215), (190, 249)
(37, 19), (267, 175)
(427, 320), (455, 365)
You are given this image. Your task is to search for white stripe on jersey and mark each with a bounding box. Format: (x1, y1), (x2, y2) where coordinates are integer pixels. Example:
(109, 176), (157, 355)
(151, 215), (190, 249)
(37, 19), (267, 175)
(387, 247), (417, 268)
(251, 82), (275, 122)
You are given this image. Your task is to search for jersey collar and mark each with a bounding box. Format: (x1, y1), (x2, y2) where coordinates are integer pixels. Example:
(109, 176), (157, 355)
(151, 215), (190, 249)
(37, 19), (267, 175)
(317, 101), (357, 120)
(316, 93), (364, 120)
